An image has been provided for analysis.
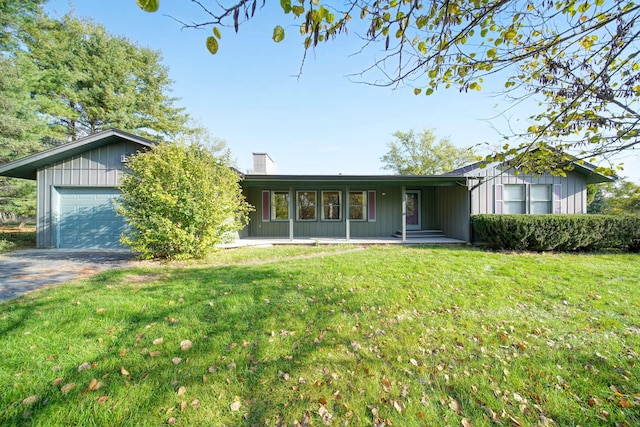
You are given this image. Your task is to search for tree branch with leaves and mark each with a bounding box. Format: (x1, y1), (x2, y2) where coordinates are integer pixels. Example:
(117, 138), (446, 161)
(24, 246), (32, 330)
(137, 0), (639, 176)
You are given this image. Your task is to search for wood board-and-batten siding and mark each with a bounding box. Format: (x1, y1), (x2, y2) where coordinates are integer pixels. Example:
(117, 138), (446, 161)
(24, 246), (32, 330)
(465, 167), (588, 215)
(36, 141), (140, 247)
(243, 184), (470, 241)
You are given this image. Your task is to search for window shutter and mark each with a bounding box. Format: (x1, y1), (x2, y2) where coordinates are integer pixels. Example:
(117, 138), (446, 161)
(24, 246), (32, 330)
(495, 184), (503, 214)
(368, 191), (376, 221)
(262, 191), (270, 221)
(553, 184), (562, 214)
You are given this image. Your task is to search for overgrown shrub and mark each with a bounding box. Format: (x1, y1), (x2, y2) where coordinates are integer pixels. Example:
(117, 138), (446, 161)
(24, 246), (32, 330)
(472, 214), (640, 251)
(116, 142), (253, 260)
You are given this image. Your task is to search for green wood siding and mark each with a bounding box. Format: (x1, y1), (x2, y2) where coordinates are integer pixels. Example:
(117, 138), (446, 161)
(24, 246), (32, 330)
(243, 184), (470, 240)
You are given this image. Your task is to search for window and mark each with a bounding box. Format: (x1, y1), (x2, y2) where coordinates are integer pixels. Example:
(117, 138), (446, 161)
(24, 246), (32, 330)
(322, 191), (341, 220)
(503, 185), (526, 214)
(498, 184), (554, 214)
(530, 184), (552, 214)
(271, 191), (290, 221)
(349, 191), (367, 220)
(297, 191), (317, 221)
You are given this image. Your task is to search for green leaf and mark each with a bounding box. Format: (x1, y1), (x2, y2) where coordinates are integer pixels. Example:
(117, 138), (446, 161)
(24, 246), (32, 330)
(425, 88), (434, 95)
(136, 0), (159, 12)
(272, 26), (285, 43)
(280, 0), (292, 13)
(413, 88), (422, 95)
(213, 27), (222, 40)
(206, 36), (219, 55)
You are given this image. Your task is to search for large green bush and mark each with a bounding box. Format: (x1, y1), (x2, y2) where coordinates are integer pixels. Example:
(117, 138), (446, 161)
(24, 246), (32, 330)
(472, 214), (640, 251)
(116, 142), (253, 259)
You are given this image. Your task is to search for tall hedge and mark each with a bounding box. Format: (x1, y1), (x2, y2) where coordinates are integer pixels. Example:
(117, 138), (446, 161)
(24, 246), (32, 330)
(472, 214), (640, 251)
(116, 142), (253, 259)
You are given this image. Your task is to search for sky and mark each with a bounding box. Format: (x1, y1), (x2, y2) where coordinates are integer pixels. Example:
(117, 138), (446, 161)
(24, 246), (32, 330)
(44, 0), (640, 182)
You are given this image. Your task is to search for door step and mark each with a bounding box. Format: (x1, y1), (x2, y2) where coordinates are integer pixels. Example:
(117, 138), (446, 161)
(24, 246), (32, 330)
(391, 230), (446, 239)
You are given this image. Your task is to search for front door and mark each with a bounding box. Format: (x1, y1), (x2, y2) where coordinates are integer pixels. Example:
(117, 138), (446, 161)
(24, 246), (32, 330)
(405, 190), (421, 231)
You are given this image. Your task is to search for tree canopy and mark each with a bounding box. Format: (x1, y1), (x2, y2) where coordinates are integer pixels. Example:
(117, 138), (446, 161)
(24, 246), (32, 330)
(19, 14), (190, 142)
(381, 129), (476, 175)
(137, 0), (639, 175)
(588, 179), (640, 215)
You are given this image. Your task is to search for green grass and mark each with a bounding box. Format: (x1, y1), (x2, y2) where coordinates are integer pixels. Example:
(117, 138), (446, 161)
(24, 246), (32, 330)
(1, 246), (639, 426)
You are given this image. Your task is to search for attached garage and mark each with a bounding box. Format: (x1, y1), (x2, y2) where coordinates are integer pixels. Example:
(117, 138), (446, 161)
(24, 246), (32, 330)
(55, 188), (125, 248)
(0, 129), (154, 249)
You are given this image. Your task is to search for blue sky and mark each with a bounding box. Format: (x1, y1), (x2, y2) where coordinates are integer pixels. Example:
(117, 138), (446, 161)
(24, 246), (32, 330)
(45, 0), (639, 182)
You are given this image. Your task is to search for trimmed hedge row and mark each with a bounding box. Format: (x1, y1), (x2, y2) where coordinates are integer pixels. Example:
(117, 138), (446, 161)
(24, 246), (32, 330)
(471, 214), (640, 251)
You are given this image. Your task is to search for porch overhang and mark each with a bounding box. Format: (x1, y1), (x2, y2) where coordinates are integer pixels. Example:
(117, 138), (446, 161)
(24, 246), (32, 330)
(241, 174), (472, 187)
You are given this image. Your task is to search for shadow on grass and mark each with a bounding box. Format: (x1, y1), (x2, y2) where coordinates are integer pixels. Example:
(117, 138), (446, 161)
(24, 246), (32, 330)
(1, 247), (639, 426)
(0, 262), (384, 426)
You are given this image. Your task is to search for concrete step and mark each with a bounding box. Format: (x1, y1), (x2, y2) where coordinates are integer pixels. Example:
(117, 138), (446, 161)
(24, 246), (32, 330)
(391, 230), (446, 239)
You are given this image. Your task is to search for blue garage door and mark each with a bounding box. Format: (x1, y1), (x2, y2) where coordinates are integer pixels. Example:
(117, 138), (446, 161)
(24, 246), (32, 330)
(58, 188), (125, 249)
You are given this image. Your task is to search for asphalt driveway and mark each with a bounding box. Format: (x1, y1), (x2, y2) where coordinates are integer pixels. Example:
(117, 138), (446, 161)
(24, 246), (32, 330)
(0, 249), (137, 302)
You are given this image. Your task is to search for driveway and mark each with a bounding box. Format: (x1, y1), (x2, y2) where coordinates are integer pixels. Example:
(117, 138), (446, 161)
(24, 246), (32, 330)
(0, 249), (137, 302)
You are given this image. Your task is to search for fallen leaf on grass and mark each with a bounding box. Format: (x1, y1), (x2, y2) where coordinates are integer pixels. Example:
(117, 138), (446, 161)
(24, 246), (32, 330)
(318, 405), (333, 425)
(167, 417), (177, 425)
(78, 362), (92, 372)
(96, 308), (107, 314)
(22, 395), (38, 406)
(180, 340), (192, 351)
(53, 378), (64, 386)
(121, 367), (130, 376)
(87, 378), (102, 391)
(172, 358), (182, 365)
(177, 386), (186, 396)
(462, 418), (472, 427)
(230, 399), (241, 411)
(60, 383), (75, 394)
(392, 399), (405, 413)
(618, 399), (632, 408)
(149, 351), (161, 357)
(153, 338), (164, 345)
(97, 396), (108, 403)
(449, 398), (462, 414)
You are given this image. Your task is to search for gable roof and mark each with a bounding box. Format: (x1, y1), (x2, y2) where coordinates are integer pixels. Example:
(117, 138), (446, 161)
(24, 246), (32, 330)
(446, 157), (616, 184)
(0, 129), (156, 180)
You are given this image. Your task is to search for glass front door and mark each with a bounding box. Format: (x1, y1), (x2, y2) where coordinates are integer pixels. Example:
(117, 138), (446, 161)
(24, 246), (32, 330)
(405, 191), (421, 230)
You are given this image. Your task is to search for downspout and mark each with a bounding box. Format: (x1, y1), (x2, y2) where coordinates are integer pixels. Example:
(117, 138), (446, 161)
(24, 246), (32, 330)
(345, 186), (350, 241)
(289, 187), (294, 242)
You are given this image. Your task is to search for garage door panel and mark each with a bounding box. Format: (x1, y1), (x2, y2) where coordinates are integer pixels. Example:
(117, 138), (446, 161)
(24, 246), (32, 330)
(57, 188), (125, 249)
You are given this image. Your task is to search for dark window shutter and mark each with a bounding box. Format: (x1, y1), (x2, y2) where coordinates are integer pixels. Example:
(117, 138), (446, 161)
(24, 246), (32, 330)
(262, 191), (270, 221)
(495, 184), (503, 214)
(553, 184), (562, 214)
(368, 191), (376, 221)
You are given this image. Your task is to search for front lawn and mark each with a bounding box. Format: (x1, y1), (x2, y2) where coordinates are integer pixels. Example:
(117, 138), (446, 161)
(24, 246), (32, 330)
(1, 246), (638, 426)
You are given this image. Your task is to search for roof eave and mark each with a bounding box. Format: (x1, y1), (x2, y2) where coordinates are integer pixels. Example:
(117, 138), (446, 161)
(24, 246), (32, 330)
(0, 129), (156, 180)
